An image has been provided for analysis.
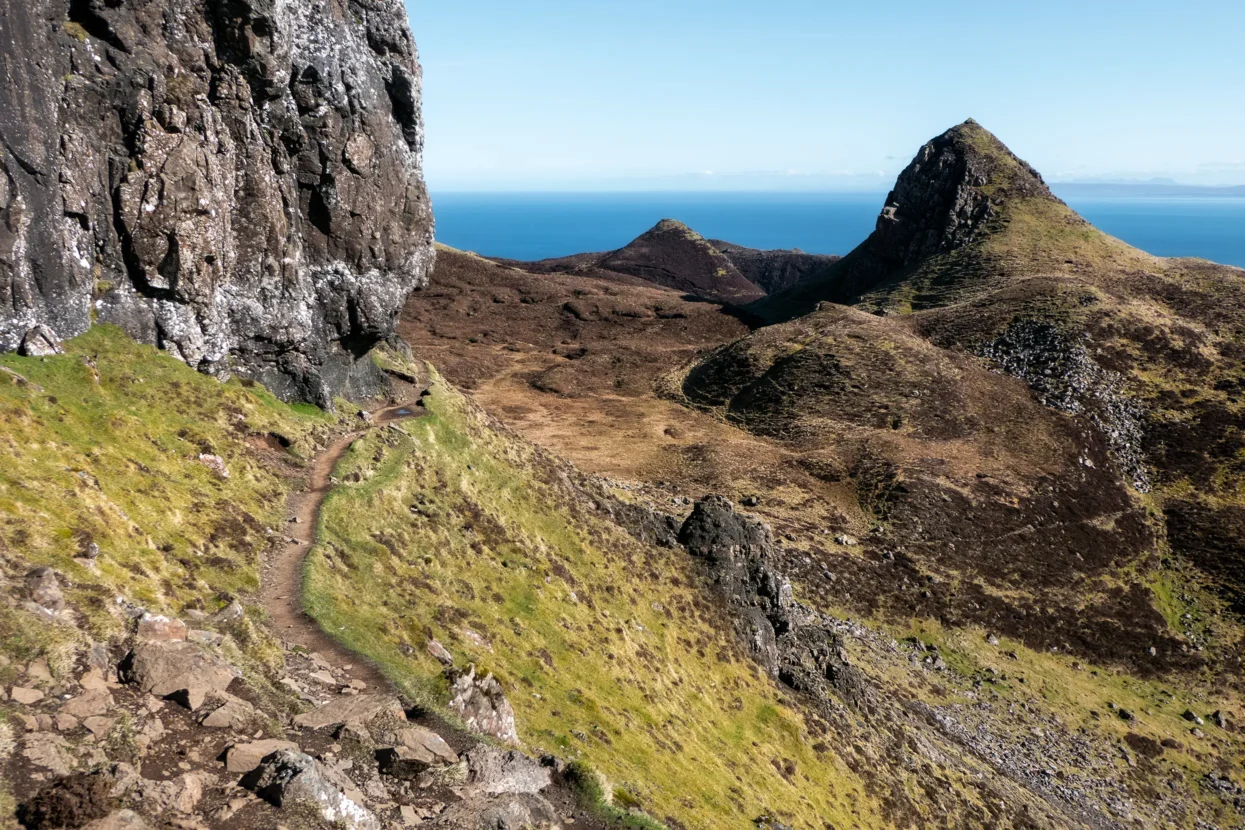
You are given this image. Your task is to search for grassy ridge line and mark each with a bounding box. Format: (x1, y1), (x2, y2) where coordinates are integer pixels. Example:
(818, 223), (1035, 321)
(303, 372), (885, 830)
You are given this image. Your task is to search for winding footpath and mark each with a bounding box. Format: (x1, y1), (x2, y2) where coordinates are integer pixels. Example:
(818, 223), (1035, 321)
(261, 400), (427, 692)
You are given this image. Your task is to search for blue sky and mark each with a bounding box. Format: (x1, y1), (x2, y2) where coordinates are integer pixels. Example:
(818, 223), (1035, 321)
(406, 0), (1245, 191)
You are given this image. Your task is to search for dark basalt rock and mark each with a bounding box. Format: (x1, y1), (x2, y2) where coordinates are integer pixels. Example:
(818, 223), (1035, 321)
(710, 240), (840, 295)
(0, 0), (434, 405)
(679, 496), (868, 709)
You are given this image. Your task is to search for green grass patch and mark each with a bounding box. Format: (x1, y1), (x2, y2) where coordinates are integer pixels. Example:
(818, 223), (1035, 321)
(0, 325), (339, 661)
(304, 375), (885, 830)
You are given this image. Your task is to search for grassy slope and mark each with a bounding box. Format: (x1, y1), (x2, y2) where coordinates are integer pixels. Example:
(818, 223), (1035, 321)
(304, 375), (886, 830)
(0, 326), (341, 819)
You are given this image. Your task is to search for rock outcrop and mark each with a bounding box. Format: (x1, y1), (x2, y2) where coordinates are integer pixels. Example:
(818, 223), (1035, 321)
(0, 0), (434, 405)
(709, 240), (840, 295)
(750, 119), (1072, 321)
(679, 496), (867, 709)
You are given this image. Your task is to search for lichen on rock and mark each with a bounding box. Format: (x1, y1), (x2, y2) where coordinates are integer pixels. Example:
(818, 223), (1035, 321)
(0, 0), (434, 405)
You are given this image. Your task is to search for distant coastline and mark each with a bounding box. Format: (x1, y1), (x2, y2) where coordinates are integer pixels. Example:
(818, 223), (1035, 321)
(1052, 182), (1245, 198)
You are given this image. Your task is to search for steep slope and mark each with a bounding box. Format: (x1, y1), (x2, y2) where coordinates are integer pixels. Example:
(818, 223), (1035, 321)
(709, 240), (840, 295)
(717, 122), (1245, 646)
(0, 0), (434, 405)
(750, 119), (1143, 321)
(592, 220), (765, 304)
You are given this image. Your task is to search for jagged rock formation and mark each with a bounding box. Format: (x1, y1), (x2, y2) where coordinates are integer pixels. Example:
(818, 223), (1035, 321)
(751, 119), (1080, 321)
(678, 496), (867, 708)
(0, 0), (434, 405)
(709, 239), (840, 295)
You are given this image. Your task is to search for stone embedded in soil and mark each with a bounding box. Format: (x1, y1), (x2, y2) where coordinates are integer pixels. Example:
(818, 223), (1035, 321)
(24, 567), (65, 612)
(121, 641), (238, 711)
(225, 739), (301, 774)
(60, 688), (114, 719)
(292, 694), (405, 731)
(81, 811), (153, 830)
(11, 686), (44, 705)
(462, 746), (552, 797)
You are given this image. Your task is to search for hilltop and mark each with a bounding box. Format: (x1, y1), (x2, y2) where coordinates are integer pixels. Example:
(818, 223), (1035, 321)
(500, 220), (837, 305)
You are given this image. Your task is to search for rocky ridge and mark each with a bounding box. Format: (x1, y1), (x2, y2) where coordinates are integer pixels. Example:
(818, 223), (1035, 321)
(0, 0), (434, 405)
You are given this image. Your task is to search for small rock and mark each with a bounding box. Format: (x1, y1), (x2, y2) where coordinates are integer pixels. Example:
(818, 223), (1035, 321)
(11, 686), (45, 705)
(427, 639), (454, 666)
(81, 811), (153, 830)
(55, 713), (79, 731)
(25, 567), (65, 612)
(83, 716), (114, 738)
(308, 670), (337, 686)
(1191, 727), (1205, 738)
(197, 454), (230, 479)
(212, 602), (245, 624)
(225, 739), (300, 774)
(79, 669), (110, 691)
(199, 693), (257, 730)
(1181, 709), (1205, 726)
(1211, 710), (1228, 729)
(186, 629), (225, 647)
(835, 534), (858, 547)
(136, 614), (188, 643)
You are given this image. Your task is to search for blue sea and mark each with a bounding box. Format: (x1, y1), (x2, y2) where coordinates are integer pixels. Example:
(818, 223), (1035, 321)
(431, 191), (1245, 269)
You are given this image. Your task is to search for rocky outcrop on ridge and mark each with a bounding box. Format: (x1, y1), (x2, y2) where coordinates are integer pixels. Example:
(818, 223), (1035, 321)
(709, 239), (840, 295)
(0, 0), (434, 405)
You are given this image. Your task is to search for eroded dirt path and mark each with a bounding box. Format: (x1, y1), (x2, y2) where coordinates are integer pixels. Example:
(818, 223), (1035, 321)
(261, 400), (427, 691)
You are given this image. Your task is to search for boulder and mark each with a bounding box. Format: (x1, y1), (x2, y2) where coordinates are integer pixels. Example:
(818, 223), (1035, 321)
(243, 750), (380, 830)
(375, 724), (458, 778)
(134, 772), (211, 815)
(24, 567), (65, 612)
(433, 794), (557, 830)
(81, 811), (152, 830)
(447, 667), (519, 745)
(463, 746), (551, 796)
(225, 739), (300, 774)
(120, 641), (238, 711)
(293, 694), (405, 731)
(18, 325), (63, 357)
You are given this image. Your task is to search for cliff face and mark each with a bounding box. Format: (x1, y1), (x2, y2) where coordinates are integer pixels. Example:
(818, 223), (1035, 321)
(0, 0), (434, 405)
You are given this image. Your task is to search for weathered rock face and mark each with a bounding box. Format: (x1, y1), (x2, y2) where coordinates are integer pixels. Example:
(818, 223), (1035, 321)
(710, 240), (840, 295)
(678, 496), (867, 709)
(0, 0), (434, 405)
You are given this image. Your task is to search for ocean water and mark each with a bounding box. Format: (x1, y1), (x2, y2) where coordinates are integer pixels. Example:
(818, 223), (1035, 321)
(431, 191), (1245, 268)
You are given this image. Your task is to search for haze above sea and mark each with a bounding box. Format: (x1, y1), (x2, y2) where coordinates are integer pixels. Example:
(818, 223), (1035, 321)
(432, 191), (1245, 269)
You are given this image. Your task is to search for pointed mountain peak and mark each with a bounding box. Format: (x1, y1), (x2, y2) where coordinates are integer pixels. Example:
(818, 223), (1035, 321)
(749, 122), (1118, 322)
(599, 220), (764, 304)
(872, 120), (1060, 267)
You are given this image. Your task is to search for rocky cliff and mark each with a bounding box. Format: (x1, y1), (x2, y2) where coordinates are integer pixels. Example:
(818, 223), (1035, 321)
(0, 0), (434, 405)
